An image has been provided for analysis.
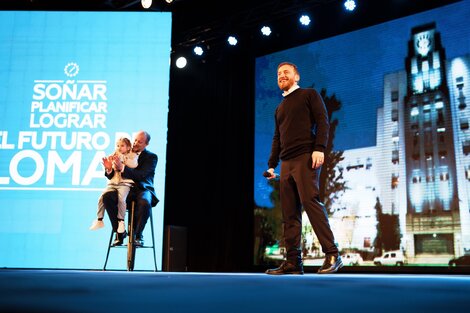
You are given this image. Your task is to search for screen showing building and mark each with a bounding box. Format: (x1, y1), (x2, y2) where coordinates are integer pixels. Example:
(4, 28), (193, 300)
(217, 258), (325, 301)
(254, 1), (470, 267)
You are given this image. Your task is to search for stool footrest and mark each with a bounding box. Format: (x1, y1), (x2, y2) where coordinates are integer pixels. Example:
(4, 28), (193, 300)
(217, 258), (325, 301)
(109, 244), (154, 249)
(103, 202), (158, 272)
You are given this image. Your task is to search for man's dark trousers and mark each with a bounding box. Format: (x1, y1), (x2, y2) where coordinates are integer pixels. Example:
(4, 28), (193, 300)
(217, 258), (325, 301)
(280, 153), (338, 263)
(103, 188), (152, 239)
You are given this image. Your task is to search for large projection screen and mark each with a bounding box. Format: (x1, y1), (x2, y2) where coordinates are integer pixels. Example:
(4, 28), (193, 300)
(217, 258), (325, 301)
(254, 1), (470, 267)
(0, 11), (171, 270)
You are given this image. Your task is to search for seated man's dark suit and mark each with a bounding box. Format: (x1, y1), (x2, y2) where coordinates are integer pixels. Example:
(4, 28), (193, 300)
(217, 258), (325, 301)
(102, 149), (159, 240)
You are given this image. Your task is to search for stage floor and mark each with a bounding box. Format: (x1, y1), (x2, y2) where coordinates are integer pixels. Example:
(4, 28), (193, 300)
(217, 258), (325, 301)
(1, 269), (470, 313)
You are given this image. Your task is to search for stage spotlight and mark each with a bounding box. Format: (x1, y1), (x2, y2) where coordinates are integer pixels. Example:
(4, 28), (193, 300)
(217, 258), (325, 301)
(175, 56), (187, 69)
(344, 0), (356, 12)
(141, 0), (152, 9)
(299, 15), (311, 26)
(142, 0), (175, 9)
(193, 46), (204, 56)
(227, 36), (238, 46)
(261, 26), (272, 36)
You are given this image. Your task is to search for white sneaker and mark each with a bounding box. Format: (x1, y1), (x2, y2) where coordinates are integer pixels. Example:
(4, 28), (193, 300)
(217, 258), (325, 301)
(89, 220), (104, 230)
(117, 220), (126, 233)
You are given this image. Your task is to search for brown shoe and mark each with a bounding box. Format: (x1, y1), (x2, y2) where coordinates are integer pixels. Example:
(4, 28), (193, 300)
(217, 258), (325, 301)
(266, 261), (304, 275)
(317, 254), (343, 274)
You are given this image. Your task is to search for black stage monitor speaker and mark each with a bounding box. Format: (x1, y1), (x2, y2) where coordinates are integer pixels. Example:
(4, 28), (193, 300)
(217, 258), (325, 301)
(163, 225), (187, 272)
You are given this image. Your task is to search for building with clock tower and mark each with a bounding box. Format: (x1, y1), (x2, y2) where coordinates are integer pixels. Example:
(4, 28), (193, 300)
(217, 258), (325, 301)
(402, 23), (460, 260)
(331, 22), (470, 264)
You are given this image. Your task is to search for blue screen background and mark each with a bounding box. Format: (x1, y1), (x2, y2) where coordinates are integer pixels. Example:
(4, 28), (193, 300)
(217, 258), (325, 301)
(0, 11), (172, 270)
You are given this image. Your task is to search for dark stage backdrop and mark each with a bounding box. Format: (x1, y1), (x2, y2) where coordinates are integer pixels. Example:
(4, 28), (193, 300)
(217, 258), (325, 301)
(0, 11), (171, 270)
(164, 49), (256, 271)
(254, 1), (470, 268)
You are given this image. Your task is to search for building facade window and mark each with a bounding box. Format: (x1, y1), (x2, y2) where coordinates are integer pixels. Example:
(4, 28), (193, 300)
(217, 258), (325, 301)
(457, 76), (466, 110)
(440, 172), (449, 181)
(465, 166), (470, 181)
(426, 175), (434, 183)
(392, 150), (399, 164)
(460, 118), (469, 130)
(463, 140), (470, 155)
(392, 175), (399, 189)
(391, 90), (399, 102)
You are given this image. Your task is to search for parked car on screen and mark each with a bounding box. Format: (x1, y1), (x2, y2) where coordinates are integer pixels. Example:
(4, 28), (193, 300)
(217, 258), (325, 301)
(265, 242), (281, 255)
(341, 253), (364, 266)
(373, 250), (406, 266)
(448, 255), (470, 267)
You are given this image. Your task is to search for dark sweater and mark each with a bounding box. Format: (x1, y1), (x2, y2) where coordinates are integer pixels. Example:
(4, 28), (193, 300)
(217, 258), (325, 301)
(268, 88), (329, 169)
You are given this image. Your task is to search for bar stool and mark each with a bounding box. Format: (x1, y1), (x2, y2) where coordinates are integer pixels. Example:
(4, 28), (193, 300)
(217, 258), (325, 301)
(103, 200), (158, 271)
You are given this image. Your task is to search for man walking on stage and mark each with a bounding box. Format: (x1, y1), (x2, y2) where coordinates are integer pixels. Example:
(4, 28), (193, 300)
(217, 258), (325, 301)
(265, 62), (342, 275)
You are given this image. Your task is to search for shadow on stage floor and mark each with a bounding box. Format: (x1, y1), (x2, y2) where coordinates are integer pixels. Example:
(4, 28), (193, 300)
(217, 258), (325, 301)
(1, 268), (470, 313)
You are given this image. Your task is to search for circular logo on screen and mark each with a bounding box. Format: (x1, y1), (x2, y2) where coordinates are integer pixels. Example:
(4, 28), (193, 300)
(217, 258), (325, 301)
(416, 34), (431, 57)
(64, 62), (80, 77)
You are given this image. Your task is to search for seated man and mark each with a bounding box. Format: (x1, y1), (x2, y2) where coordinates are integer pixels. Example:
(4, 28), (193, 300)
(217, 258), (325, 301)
(102, 130), (159, 246)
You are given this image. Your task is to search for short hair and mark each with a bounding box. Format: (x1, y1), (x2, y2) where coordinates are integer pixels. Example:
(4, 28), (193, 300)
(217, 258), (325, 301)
(277, 62), (299, 75)
(118, 137), (132, 148)
(141, 131), (151, 144)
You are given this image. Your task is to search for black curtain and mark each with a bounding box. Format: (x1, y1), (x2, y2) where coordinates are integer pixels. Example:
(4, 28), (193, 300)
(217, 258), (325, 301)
(164, 46), (256, 271)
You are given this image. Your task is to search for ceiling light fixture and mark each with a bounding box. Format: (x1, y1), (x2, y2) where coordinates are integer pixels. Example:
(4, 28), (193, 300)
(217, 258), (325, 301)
(175, 56), (187, 69)
(261, 26), (272, 36)
(299, 15), (311, 26)
(141, 0), (152, 9)
(344, 0), (356, 12)
(227, 36), (238, 46)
